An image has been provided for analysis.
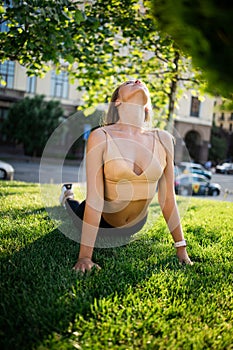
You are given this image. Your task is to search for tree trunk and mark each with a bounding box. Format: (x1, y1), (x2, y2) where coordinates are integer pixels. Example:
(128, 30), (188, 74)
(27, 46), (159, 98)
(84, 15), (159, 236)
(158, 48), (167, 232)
(167, 51), (180, 132)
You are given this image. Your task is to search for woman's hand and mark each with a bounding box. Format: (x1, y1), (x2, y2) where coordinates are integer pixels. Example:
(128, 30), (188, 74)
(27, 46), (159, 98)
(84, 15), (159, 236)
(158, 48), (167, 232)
(73, 257), (101, 273)
(176, 247), (193, 265)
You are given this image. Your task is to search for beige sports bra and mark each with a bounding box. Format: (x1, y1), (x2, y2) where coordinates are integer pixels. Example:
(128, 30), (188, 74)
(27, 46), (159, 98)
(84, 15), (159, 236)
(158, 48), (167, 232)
(102, 128), (167, 202)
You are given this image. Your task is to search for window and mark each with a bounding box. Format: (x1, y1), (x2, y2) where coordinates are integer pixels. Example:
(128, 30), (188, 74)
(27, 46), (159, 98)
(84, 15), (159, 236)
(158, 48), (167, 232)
(195, 176), (207, 183)
(26, 76), (37, 94)
(0, 1), (12, 32)
(0, 108), (9, 141)
(190, 97), (200, 117)
(0, 61), (15, 88)
(230, 113), (233, 121)
(220, 112), (225, 121)
(0, 107), (9, 123)
(51, 71), (69, 99)
(230, 124), (232, 132)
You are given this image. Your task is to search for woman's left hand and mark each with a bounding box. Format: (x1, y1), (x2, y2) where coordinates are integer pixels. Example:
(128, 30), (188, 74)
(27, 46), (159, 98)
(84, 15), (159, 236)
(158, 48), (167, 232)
(73, 258), (101, 273)
(176, 247), (193, 265)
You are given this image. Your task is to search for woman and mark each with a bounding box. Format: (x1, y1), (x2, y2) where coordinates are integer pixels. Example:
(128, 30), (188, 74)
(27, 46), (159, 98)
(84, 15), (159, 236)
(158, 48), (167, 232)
(60, 79), (193, 272)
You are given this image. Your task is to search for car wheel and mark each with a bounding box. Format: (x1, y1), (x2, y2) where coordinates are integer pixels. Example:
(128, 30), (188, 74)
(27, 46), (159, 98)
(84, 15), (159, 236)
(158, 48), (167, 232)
(211, 189), (219, 197)
(0, 168), (7, 180)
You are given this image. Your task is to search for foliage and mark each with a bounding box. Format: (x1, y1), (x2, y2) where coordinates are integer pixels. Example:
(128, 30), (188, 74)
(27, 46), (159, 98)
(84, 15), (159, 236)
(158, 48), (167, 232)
(2, 95), (64, 156)
(150, 0), (233, 99)
(0, 181), (233, 349)
(219, 99), (233, 112)
(66, 0), (205, 121)
(0, 0), (84, 75)
(0, 0), (205, 121)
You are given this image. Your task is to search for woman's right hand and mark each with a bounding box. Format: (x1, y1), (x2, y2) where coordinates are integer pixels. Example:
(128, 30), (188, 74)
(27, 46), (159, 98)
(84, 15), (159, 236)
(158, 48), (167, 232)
(73, 257), (101, 273)
(176, 247), (193, 265)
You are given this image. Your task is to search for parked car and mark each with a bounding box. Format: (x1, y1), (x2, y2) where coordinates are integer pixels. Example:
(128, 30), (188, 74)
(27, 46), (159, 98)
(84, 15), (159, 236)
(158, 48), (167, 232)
(0, 160), (14, 180)
(174, 174), (221, 196)
(177, 162), (212, 179)
(215, 162), (233, 174)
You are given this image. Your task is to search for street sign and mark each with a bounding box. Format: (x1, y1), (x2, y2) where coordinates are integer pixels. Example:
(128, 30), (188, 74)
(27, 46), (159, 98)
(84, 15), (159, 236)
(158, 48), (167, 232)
(83, 124), (91, 141)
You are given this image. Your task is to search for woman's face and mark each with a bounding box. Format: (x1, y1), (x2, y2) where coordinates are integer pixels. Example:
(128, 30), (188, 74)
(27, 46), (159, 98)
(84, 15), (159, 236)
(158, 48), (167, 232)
(117, 80), (149, 105)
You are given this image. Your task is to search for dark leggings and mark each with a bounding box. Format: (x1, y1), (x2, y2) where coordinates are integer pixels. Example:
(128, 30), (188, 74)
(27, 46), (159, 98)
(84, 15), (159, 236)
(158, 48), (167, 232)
(66, 199), (147, 244)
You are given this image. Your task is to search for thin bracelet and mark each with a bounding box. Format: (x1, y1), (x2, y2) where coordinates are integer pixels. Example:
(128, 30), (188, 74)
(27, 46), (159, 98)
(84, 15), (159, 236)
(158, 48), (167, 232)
(174, 240), (187, 248)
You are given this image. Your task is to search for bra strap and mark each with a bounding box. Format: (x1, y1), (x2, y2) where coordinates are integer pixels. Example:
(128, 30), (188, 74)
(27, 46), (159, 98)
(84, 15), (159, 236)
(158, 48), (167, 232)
(100, 127), (109, 161)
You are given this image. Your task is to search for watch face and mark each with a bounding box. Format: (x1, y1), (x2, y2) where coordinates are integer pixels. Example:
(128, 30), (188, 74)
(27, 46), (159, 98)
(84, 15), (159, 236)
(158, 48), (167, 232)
(64, 184), (72, 190)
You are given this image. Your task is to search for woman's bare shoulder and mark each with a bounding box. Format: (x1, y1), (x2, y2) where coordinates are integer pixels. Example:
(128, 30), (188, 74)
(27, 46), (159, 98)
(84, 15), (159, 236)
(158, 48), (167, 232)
(153, 128), (175, 144)
(87, 127), (107, 149)
(89, 127), (106, 139)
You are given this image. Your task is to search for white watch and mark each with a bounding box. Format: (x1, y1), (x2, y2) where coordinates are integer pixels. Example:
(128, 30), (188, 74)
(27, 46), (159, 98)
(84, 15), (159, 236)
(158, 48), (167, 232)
(174, 240), (187, 248)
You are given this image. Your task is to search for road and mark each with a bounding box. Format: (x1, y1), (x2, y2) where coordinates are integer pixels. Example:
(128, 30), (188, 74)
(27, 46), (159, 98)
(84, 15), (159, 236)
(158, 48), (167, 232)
(9, 159), (84, 184)
(3, 159), (233, 202)
(204, 173), (233, 202)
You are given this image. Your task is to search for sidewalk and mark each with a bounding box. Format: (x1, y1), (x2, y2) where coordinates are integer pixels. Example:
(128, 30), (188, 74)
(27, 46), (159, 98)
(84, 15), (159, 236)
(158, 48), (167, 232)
(0, 147), (82, 166)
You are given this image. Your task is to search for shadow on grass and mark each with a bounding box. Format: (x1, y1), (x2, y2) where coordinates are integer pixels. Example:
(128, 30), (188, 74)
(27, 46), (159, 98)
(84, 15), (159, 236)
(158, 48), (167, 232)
(0, 207), (49, 218)
(2, 190), (233, 350)
(1, 224), (232, 350)
(2, 203), (230, 350)
(0, 218), (188, 350)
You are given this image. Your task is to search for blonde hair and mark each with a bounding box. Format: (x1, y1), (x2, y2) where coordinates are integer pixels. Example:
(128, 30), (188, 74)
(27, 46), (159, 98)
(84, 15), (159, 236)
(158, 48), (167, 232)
(103, 80), (151, 125)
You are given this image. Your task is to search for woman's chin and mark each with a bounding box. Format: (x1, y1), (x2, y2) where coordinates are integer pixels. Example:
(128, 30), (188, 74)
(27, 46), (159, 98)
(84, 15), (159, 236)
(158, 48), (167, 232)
(125, 90), (148, 105)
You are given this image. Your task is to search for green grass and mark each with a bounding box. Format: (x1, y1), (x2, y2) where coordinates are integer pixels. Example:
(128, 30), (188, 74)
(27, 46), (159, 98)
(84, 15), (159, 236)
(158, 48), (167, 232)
(0, 181), (233, 350)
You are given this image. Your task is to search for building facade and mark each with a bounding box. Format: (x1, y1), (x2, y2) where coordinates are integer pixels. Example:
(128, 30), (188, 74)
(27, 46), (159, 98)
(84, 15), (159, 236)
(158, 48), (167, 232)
(0, 61), (82, 130)
(0, 60), (217, 163)
(213, 98), (233, 133)
(212, 98), (233, 160)
(173, 92), (214, 164)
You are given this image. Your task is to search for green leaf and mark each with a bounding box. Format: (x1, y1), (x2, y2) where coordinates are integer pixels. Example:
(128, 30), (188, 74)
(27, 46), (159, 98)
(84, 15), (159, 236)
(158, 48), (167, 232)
(74, 10), (84, 24)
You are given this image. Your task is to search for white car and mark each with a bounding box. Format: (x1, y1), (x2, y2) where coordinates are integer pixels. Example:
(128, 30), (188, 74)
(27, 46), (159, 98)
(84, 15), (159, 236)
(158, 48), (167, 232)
(0, 160), (14, 180)
(215, 162), (233, 174)
(177, 162), (212, 180)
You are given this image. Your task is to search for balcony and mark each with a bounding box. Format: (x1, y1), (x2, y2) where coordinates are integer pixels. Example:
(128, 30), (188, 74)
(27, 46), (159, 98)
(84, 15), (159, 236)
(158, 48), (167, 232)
(0, 88), (25, 103)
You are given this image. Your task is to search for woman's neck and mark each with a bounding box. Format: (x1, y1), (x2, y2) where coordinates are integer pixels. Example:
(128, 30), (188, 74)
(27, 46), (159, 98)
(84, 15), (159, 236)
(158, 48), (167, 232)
(117, 103), (145, 128)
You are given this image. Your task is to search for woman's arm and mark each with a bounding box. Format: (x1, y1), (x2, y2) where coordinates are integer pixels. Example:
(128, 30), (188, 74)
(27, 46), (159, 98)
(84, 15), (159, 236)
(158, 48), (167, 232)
(157, 131), (193, 265)
(73, 128), (106, 272)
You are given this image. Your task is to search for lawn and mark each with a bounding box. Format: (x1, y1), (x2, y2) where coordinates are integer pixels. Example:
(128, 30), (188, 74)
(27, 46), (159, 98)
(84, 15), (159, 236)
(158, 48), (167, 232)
(0, 181), (233, 350)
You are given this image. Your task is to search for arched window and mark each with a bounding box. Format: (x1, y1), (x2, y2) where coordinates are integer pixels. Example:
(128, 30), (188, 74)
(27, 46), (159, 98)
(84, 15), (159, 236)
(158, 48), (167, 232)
(185, 130), (201, 162)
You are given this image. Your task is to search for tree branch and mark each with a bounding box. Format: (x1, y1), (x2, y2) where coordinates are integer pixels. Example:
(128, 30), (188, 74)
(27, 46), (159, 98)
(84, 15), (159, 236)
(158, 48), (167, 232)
(155, 51), (169, 64)
(149, 70), (172, 76)
(177, 77), (199, 84)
